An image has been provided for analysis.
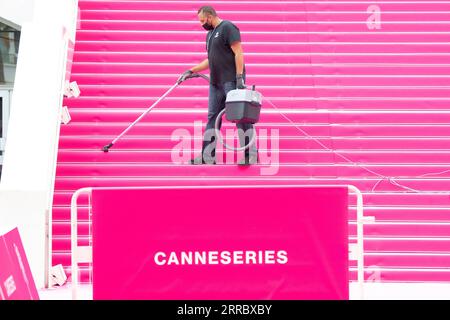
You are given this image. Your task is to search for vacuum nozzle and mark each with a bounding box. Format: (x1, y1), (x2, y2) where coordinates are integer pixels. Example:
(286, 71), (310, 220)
(102, 143), (113, 152)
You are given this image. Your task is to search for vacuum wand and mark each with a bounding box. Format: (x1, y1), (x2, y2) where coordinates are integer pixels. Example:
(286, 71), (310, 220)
(102, 81), (179, 152)
(102, 73), (209, 152)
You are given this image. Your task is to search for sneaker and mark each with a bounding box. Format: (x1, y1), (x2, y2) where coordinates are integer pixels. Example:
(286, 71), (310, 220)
(237, 154), (258, 166)
(189, 155), (216, 165)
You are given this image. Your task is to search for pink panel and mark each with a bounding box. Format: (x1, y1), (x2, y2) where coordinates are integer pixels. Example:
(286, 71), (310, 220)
(91, 187), (349, 299)
(0, 228), (39, 300)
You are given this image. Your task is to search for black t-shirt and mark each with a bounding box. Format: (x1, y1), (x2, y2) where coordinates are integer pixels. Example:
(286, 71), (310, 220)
(206, 20), (245, 85)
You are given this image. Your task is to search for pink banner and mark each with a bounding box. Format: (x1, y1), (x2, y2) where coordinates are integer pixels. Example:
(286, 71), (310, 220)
(92, 187), (349, 299)
(0, 228), (39, 300)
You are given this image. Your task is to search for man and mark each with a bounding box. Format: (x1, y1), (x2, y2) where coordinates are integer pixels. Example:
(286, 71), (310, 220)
(179, 6), (258, 165)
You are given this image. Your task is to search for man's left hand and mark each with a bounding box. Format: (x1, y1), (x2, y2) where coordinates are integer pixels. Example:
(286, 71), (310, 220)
(236, 74), (246, 89)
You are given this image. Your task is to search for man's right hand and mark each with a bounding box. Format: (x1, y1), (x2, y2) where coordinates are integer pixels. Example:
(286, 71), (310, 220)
(236, 74), (246, 89)
(178, 70), (194, 83)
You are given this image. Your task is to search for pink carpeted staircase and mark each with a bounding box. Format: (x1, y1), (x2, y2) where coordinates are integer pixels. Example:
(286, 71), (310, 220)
(53, 0), (450, 283)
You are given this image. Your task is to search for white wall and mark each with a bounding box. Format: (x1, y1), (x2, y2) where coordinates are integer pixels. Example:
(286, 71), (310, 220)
(0, 0), (78, 290)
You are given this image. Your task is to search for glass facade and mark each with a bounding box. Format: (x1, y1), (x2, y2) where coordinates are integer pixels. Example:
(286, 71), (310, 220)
(0, 21), (20, 178)
(0, 22), (20, 84)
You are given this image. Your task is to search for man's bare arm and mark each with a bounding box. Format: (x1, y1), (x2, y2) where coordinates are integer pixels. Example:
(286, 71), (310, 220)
(230, 41), (244, 75)
(190, 59), (209, 73)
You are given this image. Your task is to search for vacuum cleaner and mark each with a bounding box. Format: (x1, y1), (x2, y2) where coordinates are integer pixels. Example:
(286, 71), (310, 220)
(215, 85), (262, 151)
(102, 73), (262, 153)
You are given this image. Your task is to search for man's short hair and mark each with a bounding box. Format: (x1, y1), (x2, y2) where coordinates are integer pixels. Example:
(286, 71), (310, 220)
(198, 6), (217, 17)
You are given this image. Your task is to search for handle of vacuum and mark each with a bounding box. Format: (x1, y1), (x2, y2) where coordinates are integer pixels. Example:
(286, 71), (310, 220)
(180, 72), (210, 83)
(190, 73), (210, 82)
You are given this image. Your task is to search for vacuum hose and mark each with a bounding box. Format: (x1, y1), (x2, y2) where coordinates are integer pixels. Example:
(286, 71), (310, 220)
(214, 109), (257, 152)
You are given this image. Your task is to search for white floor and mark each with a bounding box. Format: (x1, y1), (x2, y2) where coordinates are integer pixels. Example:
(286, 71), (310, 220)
(38, 282), (450, 300)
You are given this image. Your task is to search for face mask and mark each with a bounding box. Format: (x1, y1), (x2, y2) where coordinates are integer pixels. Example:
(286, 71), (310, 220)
(202, 18), (214, 31)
